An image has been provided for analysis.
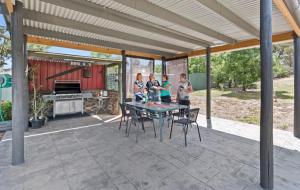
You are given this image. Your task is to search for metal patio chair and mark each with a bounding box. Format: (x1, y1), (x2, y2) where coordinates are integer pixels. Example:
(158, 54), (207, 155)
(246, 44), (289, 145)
(127, 106), (156, 142)
(119, 103), (131, 132)
(169, 108), (201, 146)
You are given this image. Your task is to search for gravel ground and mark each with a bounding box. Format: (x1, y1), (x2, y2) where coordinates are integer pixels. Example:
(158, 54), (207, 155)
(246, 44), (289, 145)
(190, 93), (294, 131)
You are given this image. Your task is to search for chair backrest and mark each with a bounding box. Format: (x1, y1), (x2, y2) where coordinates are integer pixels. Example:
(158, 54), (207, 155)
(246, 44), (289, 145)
(187, 108), (200, 122)
(128, 106), (140, 121)
(119, 103), (127, 116)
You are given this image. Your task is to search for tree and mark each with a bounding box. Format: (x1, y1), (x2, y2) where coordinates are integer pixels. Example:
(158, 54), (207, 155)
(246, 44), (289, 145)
(224, 48), (260, 91)
(0, 27), (11, 67)
(91, 52), (112, 59)
(188, 56), (206, 74)
(210, 48), (260, 91)
(27, 43), (50, 51)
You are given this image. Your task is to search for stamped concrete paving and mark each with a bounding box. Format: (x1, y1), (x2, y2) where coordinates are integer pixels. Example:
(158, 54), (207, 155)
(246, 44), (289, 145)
(0, 115), (300, 190)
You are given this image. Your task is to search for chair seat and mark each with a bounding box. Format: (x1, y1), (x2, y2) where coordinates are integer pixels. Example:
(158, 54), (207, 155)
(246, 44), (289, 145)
(173, 118), (193, 125)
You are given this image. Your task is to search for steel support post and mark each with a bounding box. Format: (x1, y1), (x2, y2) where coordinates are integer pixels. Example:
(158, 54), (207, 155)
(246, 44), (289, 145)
(294, 33), (300, 138)
(121, 50), (126, 102)
(12, 0), (26, 165)
(206, 47), (211, 120)
(260, 0), (274, 188)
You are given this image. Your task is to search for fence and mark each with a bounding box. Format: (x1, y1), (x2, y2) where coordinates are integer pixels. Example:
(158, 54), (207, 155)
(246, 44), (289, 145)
(189, 72), (207, 90)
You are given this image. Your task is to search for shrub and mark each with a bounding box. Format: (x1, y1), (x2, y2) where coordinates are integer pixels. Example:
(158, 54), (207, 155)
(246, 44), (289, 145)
(273, 63), (290, 78)
(1, 101), (12, 121)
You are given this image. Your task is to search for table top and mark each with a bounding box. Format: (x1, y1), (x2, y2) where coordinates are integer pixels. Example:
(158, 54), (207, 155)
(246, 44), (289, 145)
(124, 101), (188, 113)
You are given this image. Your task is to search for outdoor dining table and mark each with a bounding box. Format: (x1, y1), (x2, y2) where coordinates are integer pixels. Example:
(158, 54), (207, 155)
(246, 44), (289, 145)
(124, 101), (188, 142)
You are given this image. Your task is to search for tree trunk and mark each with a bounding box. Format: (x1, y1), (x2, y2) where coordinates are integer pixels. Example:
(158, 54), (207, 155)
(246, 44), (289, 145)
(242, 84), (246, 92)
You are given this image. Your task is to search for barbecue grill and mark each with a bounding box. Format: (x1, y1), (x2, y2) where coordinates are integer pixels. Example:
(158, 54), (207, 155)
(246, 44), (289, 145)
(43, 80), (92, 118)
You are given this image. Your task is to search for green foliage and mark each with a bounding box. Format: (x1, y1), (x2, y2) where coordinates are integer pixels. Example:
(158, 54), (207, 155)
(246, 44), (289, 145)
(210, 48), (260, 91)
(27, 43), (50, 51)
(211, 55), (227, 85)
(224, 48), (260, 91)
(273, 42), (293, 67)
(91, 52), (112, 59)
(0, 27), (11, 67)
(1, 101), (12, 121)
(188, 56), (206, 74)
(154, 63), (162, 74)
(273, 63), (290, 78)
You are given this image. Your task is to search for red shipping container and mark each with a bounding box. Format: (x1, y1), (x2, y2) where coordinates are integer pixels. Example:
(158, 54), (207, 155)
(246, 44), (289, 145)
(28, 59), (105, 93)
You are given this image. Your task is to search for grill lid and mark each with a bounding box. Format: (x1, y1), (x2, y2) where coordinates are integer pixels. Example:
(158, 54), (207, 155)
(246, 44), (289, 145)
(54, 80), (81, 94)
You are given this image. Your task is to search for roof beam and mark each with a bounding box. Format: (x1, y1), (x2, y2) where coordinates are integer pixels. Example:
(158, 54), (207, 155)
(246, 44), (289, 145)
(39, 0), (212, 47)
(23, 10), (191, 53)
(168, 31), (294, 58)
(113, 0), (236, 44)
(23, 26), (174, 57)
(27, 36), (162, 60)
(273, 0), (300, 36)
(195, 0), (259, 38)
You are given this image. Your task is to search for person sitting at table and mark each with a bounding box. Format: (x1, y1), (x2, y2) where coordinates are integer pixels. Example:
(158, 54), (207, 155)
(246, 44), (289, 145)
(146, 73), (160, 101)
(176, 73), (193, 107)
(160, 74), (172, 103)
(134, 73), (145, 101)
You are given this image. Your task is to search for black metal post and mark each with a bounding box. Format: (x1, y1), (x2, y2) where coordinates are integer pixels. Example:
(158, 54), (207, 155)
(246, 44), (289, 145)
(12, 1), (26, 165)
(260, 0), (273, 189)
(294, 33), (300, 138)
(206, 47), (211, 120)
(186, 57), (189, 79)
(24, 35), (29, 132)
(161, 56), (166, 75)
(121, 50), (126, 102)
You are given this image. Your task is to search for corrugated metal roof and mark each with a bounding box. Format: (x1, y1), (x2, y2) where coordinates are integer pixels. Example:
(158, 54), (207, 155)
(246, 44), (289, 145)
(4, 0), (295, 57)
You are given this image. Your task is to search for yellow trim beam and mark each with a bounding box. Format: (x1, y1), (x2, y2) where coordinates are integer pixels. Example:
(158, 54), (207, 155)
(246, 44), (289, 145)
(169, 31), (294, 58)
(273, 0), (300, 37)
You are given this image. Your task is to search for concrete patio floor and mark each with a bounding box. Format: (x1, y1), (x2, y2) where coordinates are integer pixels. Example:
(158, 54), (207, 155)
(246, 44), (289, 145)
(0, 114), (300, 190)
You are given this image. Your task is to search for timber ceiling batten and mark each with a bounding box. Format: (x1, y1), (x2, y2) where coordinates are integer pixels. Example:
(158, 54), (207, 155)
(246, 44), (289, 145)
(112, 0), (237, 43)
(39, 0), (212, 47)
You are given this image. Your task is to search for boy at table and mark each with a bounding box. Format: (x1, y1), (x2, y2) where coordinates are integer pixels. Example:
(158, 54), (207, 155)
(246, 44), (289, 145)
(176, 73), (193, 109)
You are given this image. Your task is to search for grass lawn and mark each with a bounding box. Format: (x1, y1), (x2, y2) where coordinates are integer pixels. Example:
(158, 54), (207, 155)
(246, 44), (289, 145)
(190, 76), (294, 131)
(192, 76), (294, 101)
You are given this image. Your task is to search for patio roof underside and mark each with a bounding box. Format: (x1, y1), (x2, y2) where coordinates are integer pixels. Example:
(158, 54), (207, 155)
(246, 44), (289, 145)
(2, 0), (299, 59)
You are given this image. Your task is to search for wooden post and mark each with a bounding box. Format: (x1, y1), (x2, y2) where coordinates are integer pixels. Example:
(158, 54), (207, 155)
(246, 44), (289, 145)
(12, 0), (26, 165)
(294, 33), (300, 138)
(260, 0), (273, 188)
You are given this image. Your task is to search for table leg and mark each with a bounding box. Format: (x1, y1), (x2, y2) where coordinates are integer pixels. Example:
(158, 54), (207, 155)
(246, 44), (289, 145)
(159, 113), (163, 142)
